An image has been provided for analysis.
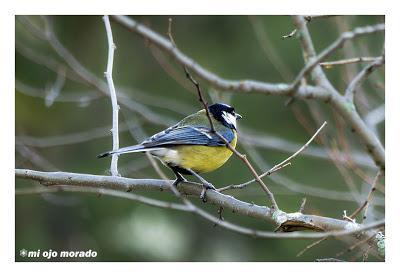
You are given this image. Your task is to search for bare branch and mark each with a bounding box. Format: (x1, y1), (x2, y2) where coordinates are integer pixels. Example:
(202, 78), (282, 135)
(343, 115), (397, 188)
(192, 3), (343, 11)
(320, 57), (382, 68)
(111, 15), (385, 169)
(111, 15), (327, 99)
(218, 121), (327, 192)
(15, 120), (376, 170)
(364, 104), (385, 137)
(335, 232), (378, 257)
(16, 145), (58, 171)
(15, 169), (384, 241)
(44, 67), (66, 107)
(167, 18), (279, 210)
(292, 16), (385, 169)
(240, 130), (375, 169)
(315, 258), (345, 262)
(15, 40), (84, 84)
(297, 237), (328, 257)
(15, 79), (102, 104)
(282, 15), (337, 40)
(282, 28), (298, 39)
(298, 198), (307, 213)
(344, 56), (385, 101)
(17, 16), (175, 128)
(269, 121), (327, 172)
(103, 15), (120, 176)
(166, 18), (215, 132)
(248, 15), (293, 81)
(291, 19), (384, 91)
(16, 185), (190, 212)
(348, 170), (383, 221)
(239, 143), (384, 206)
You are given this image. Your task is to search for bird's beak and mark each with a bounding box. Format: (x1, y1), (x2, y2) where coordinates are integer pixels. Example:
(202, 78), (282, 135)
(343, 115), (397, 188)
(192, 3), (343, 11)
(235, 113), (242, 120)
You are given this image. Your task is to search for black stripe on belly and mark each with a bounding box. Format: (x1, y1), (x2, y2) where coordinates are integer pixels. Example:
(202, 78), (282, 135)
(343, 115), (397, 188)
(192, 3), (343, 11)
(168, 164), (193, 175)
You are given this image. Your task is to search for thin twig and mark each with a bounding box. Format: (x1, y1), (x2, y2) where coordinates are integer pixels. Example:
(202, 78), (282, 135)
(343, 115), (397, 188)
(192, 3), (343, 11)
(335, 232), (378, 257)
(248, 16), (293, 81)
(320, 57), (382, 68)
(290, 22), (385, 91)
(167, 18), (279, 210)
(45, 67), (66, 107)
(15, 79), (102, 104)
(18, 16), (175, 128)
(282, 28), (298, 39)
(349, 170), (383, 220)
(239, 143), (384, 206)
(167, 18), (215, 131)
(271, 121), (327, 172)
(362, 245), (372, 261)
(120, 112), (170, 181)
(16, 145), (59, 171)
(15, 39), (85, 84)
(364, 104), (385, 137)
(298, 197), (307, 213)
(297, 237), (328, 257)
(14, 115), (375, 169)
(315, 258), (345, 262)
(344, 56), (385, 101)
(103, 15), (120, 176)
(218, 121), (327, 192)
(239, 129), (375, 169)
(292, 15), (385, 169)
(282, 15), (336, 40)
(111, 15), (385, 169)
(111, 15), (326, 98)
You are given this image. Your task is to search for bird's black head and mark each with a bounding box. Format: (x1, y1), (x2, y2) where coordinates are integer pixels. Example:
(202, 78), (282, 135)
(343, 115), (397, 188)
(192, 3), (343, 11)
(208, 103), (242, 130)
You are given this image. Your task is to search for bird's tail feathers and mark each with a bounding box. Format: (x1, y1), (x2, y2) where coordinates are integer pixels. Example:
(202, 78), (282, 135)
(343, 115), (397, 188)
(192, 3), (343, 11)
(97, 144), (149, 158)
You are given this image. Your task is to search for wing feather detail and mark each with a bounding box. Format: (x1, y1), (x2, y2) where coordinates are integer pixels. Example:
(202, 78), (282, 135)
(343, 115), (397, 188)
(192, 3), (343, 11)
(142, 125), (234, 148)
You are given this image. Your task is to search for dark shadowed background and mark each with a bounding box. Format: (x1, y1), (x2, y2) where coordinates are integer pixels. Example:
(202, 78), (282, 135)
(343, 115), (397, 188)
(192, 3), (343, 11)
(15, 15), (385, 261)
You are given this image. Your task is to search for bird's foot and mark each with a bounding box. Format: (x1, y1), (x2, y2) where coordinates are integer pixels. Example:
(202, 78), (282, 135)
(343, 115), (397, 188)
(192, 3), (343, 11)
(172, 175), (187, 188)
(199, 182), (216, 203)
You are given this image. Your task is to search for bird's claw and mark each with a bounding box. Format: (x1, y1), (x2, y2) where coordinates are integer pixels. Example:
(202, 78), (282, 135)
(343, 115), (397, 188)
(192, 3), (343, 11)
(200, 182), (216, 203)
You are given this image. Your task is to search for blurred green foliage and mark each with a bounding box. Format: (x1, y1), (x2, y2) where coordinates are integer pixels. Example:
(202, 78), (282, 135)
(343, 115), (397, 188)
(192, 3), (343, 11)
(15, 15), (384, 261)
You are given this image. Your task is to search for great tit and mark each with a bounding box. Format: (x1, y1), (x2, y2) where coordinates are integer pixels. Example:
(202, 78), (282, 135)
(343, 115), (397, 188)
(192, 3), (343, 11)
(98, 103), (242, 199)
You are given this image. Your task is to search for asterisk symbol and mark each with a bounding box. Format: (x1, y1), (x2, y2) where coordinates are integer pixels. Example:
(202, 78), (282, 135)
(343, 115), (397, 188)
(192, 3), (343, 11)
(20, 249), (27, 257)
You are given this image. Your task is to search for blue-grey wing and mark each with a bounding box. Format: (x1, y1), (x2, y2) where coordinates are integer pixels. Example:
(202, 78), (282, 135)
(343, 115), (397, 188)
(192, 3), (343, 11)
(141, 125), (234, 148)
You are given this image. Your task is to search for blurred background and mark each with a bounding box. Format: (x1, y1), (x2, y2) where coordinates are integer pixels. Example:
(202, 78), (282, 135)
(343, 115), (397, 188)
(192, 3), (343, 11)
(15, 15), (385, 261)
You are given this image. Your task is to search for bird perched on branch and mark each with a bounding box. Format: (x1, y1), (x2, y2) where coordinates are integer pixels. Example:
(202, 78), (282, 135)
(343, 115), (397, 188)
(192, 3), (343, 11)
(98, 103), (242, 200)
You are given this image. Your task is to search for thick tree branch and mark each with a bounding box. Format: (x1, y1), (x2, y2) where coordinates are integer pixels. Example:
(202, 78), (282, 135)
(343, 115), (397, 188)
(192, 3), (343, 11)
(18, 15), (384, 169)
(111, 15), (385, 169)
(290, 22), (385, 91)
(16, 169), (384, 243)
(110, 15), (328, 99)
(292, 16), (385, 170)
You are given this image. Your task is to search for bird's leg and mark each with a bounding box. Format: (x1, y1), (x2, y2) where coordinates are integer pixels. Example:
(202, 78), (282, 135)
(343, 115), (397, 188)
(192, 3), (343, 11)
(171, 170), (187, 188)
(186, 169), (216, 202)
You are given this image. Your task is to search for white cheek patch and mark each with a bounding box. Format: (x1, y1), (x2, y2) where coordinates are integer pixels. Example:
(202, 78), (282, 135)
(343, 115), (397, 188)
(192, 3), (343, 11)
(222, 111), (237, 129)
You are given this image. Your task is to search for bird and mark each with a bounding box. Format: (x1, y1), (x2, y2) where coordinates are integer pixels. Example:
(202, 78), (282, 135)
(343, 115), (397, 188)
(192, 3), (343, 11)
(97, 103), (242, 200)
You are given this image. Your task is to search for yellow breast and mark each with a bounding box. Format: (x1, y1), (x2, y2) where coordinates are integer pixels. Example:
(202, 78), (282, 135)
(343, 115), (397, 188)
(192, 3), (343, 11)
(172, 132), (237, 173)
